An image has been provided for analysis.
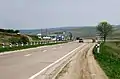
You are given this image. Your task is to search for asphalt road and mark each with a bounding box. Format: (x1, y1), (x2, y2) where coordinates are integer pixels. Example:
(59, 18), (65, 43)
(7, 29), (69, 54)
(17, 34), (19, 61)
(0, 41), (84, 79)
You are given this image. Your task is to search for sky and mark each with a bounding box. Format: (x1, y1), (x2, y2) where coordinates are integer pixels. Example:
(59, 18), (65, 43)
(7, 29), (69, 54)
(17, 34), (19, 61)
(0, 0), (120, 29)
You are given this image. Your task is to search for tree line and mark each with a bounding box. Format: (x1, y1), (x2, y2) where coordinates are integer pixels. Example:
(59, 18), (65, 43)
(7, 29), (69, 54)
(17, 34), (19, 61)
(0, 29), (19, 33)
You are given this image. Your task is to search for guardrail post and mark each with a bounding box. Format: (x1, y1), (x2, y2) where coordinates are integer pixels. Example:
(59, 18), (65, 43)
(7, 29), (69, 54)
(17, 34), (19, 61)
(2, 43), (5, 48)
(41, 42), (42, 44)
(55, 41), (57, 43)
(96, 43), (100, 53)
(26, 42), (28, 46)
(42, 41), (44, 44)
(37, 42), (38, 45)
(45, 41), (46, 44)
(30, 42), (32, 45)
(34, 42), (36, 45)
(21, 43), (24, 46)
(47, 41), (49, 44)
(9, 43), (12, 47)
(16, 43), (18, 47)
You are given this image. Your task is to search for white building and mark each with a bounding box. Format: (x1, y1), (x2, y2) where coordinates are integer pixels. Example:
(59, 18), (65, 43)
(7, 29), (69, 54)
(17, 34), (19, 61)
(37, 33), (42, 38)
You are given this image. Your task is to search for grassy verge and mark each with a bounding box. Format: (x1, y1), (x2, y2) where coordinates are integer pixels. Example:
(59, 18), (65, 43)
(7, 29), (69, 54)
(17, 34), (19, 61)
(93, 42), (120, 79)
(0, 41), (67, 53)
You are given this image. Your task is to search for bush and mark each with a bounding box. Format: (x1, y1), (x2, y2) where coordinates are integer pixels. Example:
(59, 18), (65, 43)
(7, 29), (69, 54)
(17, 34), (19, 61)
(20, 36), (29, 44)
(0, 29), (19, 33)
(9, 36), (29, 44)
(94, 42), (120, 79)
(9, 37), (20, 44)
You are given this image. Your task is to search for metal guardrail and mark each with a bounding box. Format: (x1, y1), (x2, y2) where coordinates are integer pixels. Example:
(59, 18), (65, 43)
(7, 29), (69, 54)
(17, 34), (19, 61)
(0, 41), (68, 53)
(0, 41), (67, 48)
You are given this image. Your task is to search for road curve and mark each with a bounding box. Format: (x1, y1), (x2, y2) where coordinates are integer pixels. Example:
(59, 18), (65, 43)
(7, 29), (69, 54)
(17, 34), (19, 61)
(0, 41), (85, 79)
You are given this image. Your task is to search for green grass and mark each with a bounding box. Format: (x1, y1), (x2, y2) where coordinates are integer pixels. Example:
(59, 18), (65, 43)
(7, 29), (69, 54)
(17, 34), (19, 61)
(0, 41), (67, 53)
(93, 42), (120, 79)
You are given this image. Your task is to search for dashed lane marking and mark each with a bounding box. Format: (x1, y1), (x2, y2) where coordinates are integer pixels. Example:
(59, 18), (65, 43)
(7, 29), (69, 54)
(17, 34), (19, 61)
(24, 54), (32, 57)
(28, 43), (86, 79)
(42, 50), (47, 52)
(52, 47), (57, 49)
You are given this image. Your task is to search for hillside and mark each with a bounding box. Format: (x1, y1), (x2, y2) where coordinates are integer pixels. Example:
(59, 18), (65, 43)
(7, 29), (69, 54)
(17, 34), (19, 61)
(0, 32), (31, 45)
(109, 25), (120, 39)
(20, 25), (120, 39)
(20, 26), (97, 38)
(0, 32), (21, 44)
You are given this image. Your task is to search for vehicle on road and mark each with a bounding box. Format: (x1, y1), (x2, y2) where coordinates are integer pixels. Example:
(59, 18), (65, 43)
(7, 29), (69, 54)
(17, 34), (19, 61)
(79, 38), (83, 43)
(92, 38), (96, 43)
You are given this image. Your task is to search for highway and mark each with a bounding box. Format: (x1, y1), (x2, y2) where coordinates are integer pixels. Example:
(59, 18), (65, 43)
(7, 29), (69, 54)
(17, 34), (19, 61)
(0, 41), (85, 79)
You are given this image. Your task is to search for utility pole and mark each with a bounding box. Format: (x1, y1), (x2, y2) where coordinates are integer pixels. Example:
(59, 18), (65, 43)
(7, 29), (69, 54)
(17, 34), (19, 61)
(46, 28), (47, 36)
(40, 29), (42, 35)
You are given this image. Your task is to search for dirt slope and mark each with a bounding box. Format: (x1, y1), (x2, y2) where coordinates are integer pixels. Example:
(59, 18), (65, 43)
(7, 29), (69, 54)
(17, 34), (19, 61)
(56, 43), (108, 79)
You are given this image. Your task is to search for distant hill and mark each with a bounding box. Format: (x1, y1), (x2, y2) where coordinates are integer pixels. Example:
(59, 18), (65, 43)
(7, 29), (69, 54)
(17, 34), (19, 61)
(20, 25), (120, 39)
(110, 25), (120, 39)
(20, 26), (97, 38)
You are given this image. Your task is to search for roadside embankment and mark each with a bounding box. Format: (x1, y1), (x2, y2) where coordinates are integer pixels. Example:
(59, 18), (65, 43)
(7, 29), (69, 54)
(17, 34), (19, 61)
(94, 42), (120, 79)
(56, 43), (108, 79)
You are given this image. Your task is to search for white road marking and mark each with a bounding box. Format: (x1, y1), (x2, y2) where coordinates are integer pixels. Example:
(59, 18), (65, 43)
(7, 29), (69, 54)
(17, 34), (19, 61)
(24, 54), (32, 57)
(0, 46), (48, 56)
(52, 47), (57, 49)
(91, 74), (96, 76)
(28, 43), (86, 79)
(59, 46), (63, 48)
(42, 50), (47, 52)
